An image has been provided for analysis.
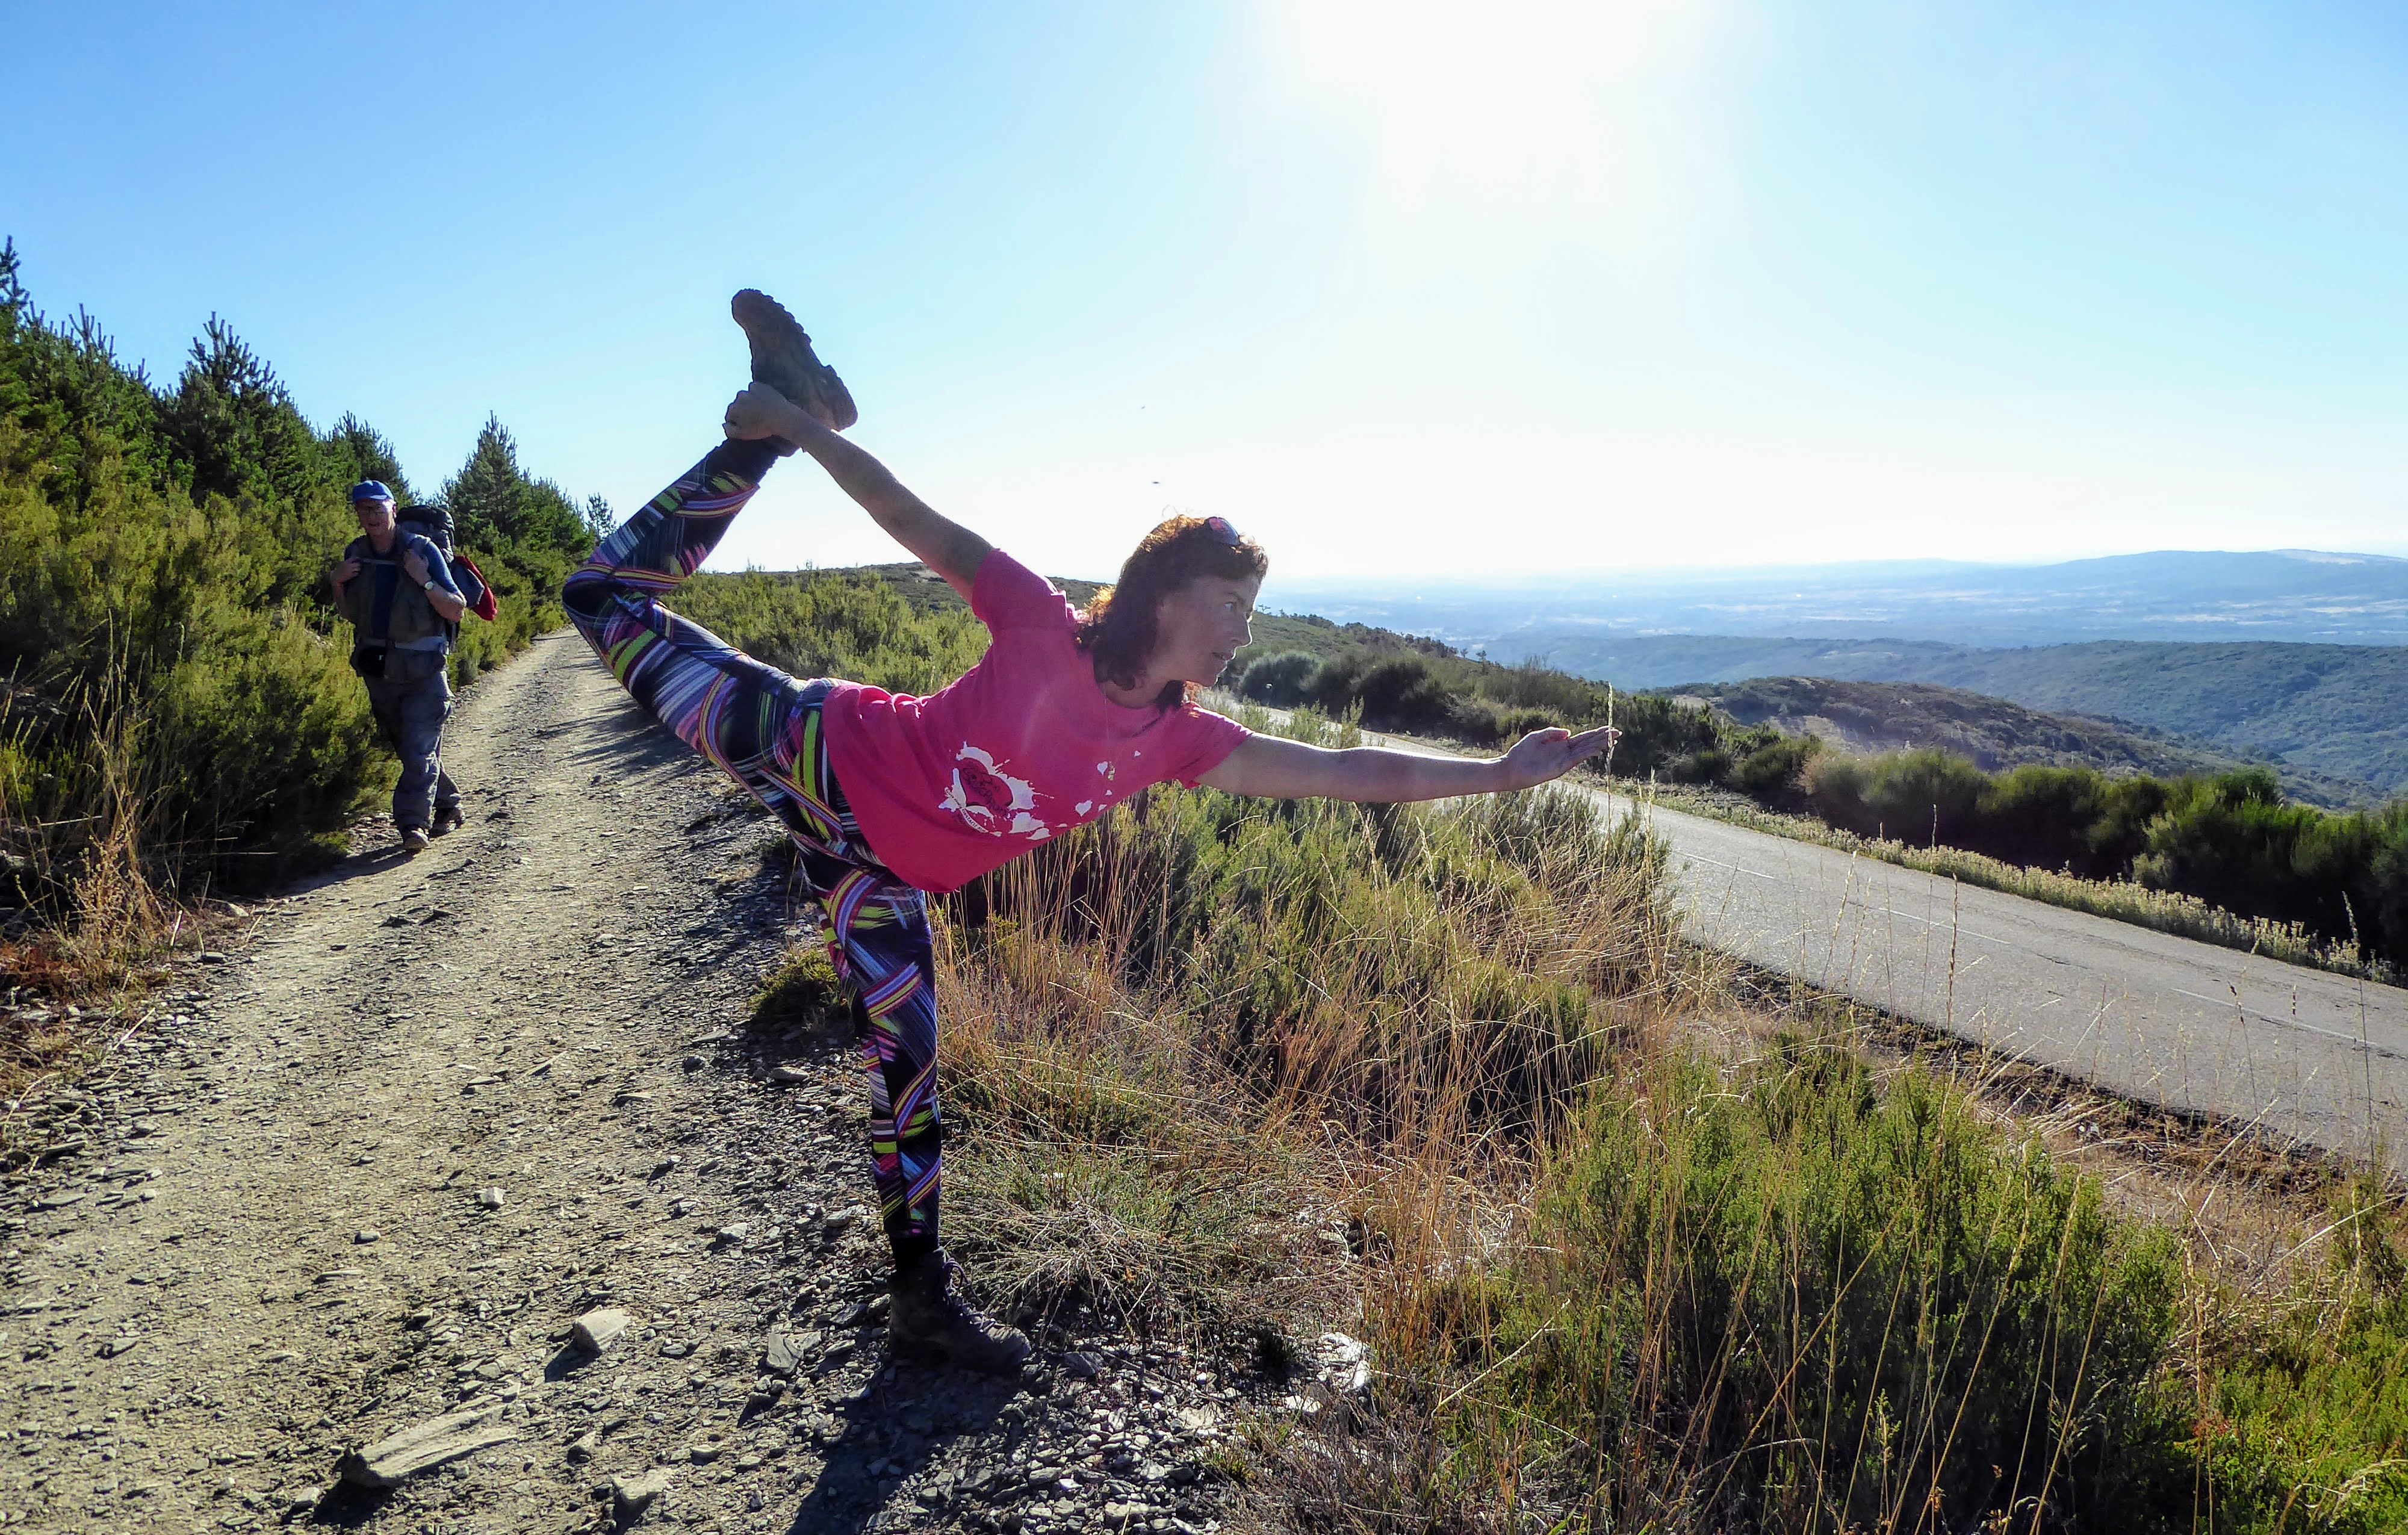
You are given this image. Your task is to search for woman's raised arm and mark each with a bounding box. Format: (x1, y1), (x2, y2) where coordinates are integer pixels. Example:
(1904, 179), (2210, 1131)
(725, 385), (992, 600)
(1199, 724), (1616, 802)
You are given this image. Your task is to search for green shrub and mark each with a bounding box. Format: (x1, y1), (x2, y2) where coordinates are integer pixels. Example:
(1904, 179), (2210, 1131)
(1477, 656), (1604, 719)
(1606, 691), (1748, 781)
(2198, 1183), (2408, 1533)
(1806, 746), (1992, 846)
(1353, 655), (1452, 733)
(1733, 733), (1820, 804)
(1237, 650), (1318, 707)
(1444, 1043), (2189, 1531)
(672, 567), (988, 696)
(1497, 705), (1567, 739)
(1761, 737), (2407, 966)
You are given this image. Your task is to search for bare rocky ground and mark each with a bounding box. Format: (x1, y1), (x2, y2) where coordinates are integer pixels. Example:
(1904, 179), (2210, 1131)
(1, 634), (1251, 1535)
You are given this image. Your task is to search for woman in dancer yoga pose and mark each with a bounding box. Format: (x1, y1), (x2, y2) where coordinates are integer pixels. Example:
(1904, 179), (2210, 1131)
(563, 292), (1619, 1374)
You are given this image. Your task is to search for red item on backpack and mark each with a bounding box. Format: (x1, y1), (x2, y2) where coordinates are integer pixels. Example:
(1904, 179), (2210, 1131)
(453, 553), (502, 622)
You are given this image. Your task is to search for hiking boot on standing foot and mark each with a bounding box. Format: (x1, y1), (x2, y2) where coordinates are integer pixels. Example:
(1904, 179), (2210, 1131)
(399, 826), (431, 855)
(889, 1248), (1031, 1376)
(730, 288), (857, 448)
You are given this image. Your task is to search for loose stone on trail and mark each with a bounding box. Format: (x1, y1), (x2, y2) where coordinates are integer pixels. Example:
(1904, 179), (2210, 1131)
(337, 1404), (518, 1489)
(613, 1467), (677, 1521)
(762, 1328), (805, 1378)
(571, 1306), (633, 1354)
(474, 1186), (506, 1209)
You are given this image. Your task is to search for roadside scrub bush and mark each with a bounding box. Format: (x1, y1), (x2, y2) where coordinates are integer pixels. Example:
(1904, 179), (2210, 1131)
(1786, 741), (2408, 968)
(2135, 772), (2408, 954)
(1237, 650), (1318, 707)
(2192, 1180), (2408, 1534)
(1350, 655), (1453, 733)
(1417, 1046), (2189, 1532)
(672, 566), (988, 695)
(1806, 746), (1993, 846)
(1732, 731), (1820, 805)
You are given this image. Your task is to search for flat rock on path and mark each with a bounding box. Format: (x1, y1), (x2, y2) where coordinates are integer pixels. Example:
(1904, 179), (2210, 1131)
(0, 634), (1244, 1535)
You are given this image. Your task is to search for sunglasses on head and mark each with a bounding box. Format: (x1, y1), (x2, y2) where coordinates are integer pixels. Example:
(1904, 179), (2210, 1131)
(1202, 516), (1241, 546)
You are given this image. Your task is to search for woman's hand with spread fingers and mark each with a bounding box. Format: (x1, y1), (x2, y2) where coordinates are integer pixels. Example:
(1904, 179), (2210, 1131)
(1497, 725), (1619, 790)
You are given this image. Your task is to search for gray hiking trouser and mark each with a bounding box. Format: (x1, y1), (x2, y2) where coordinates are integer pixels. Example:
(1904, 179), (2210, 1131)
(364, 649), (457, 831)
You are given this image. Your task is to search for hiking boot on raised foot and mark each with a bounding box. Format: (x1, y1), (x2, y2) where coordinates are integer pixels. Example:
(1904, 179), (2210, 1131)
(432, 804), (464, 836)
(730, 288), (857, 445)
(889, 1249), (1031, 1375)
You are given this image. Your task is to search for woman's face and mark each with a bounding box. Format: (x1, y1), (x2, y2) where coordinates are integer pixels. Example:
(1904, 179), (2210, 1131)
(1149, 574), (1262, 687)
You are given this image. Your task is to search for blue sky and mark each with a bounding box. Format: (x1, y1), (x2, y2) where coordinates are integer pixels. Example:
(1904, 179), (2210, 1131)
(7, 1), (2405, 584)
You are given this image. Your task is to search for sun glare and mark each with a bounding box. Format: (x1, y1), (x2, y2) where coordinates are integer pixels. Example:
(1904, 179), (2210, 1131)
(1261, 0), (1721, 220)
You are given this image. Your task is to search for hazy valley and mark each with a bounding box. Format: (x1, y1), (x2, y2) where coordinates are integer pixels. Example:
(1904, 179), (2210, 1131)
(1265, 548), (2408, 801)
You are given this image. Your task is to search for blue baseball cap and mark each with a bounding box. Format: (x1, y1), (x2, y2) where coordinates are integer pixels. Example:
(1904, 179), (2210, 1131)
(348, 479), (396, 504)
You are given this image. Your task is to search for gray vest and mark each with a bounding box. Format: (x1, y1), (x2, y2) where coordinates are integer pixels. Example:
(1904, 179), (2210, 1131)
(342, 534), (453, 651)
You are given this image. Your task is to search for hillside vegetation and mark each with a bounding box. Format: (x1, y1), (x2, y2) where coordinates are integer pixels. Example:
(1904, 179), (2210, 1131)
(0, 240), (600, 1001)
(1518, 632), (2408, 799)
(746, 563), (2408, 974)
(683, 563), (2408, 1533)
(1675, 675), (2371, 805)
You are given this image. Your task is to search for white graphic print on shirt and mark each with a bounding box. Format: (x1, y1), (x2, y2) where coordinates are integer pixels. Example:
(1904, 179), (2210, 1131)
(939, 743), (1053, 842)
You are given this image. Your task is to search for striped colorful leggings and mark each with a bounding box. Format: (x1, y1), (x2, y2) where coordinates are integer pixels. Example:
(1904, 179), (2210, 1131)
(562, 439), (945, 1262)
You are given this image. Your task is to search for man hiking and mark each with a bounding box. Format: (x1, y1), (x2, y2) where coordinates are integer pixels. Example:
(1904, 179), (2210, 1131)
(332, 480), (468, 854)
(562, 290), (1618, 1375)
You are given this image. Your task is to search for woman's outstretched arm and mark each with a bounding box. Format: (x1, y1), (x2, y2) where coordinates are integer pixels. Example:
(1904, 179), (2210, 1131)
(1199, 725), (1617, 802)
(725, 385), (992, 600)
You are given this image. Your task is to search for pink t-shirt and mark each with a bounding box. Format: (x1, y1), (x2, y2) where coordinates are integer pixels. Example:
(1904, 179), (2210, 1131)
(821, 550), (1252, 893)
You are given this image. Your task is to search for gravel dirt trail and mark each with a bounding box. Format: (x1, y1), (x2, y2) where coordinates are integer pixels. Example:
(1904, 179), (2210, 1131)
(3, 634), (1244, 1535)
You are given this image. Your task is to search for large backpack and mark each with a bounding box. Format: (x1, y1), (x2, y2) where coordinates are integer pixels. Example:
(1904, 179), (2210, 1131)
(396, 503), (456, 554)
(395, 504), (500, 623)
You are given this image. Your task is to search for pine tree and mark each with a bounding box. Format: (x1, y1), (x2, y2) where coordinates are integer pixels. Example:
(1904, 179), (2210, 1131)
(160, 316), (325, 508)
(441, 414), (594, 555)
(443, 414), (527, 550)
(321, 413), (413, 504)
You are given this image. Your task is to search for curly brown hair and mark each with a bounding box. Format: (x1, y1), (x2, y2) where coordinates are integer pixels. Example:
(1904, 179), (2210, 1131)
(1075, 514), (1270, 709)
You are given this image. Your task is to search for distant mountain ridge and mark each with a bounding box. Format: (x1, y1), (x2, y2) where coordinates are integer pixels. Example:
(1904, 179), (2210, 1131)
(1271, 547), (2408, 648)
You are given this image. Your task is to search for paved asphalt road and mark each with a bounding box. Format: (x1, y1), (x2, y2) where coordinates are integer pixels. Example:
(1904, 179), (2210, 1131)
(1335, 719), (2408, 1174)
(1593, 786), (2408, 1176)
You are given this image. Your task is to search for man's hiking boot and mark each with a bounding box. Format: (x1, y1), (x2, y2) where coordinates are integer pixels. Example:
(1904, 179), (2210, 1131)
(730, 289), (857, 446)
(432, 805), (464, 836)
(399, 827), (431, 855)
(889, 1248), (1031, 1376)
